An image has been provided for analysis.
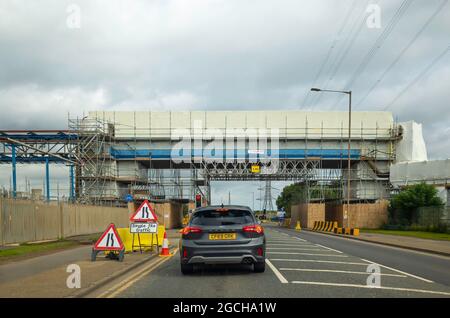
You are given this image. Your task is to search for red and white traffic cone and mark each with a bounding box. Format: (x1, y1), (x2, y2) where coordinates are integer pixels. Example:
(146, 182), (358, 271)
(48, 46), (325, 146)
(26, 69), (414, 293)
(159, 231), (171, 257)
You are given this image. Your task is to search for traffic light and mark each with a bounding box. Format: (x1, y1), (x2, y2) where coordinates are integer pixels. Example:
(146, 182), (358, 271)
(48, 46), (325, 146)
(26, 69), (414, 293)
(195, 194), (202, 208)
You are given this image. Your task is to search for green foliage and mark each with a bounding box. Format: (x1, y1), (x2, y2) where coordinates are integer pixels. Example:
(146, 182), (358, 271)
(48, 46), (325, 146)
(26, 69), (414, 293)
(276, 182), (341, 216)
(389, 183), (444, 227)
(0, 240), (77, 259)
(276, 183), (306, 216)
(361, 229), (450, 241)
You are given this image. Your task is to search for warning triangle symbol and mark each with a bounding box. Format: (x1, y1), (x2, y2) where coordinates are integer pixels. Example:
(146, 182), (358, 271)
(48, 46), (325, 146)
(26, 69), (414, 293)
(130, 200), (158, 222)
(94, 224), (124, 251)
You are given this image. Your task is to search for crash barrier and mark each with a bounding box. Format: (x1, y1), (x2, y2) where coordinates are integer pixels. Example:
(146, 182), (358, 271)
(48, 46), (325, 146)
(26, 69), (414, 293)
(117, 225), (165, 253)
(333, 227), (359, 236)
(312, 221), (338, 233)
(312, 221), (358, 236)
(182, 215), (190, 227)
(100, 224), (170, 260)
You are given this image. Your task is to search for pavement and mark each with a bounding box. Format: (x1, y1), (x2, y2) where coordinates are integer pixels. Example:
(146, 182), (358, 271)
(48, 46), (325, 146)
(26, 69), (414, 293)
(0, 229), (180, 298)
(116, 225), (450, 298)
(351, 231), (450, 256)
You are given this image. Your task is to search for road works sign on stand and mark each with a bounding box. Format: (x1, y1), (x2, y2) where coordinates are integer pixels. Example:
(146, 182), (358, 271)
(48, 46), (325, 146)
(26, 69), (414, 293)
(130, 222), (158, 233)
(129, 200), (160, 253)
(130, 200), (158, 223)
(92, 223), (125, 262)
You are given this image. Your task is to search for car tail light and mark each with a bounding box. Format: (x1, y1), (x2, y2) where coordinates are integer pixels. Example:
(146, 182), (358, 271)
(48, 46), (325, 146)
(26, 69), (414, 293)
(257, 247), (264, 256)
(180, 226), (202, 235)
(242, 225), (264, 234)
(182, 249), (188, 258)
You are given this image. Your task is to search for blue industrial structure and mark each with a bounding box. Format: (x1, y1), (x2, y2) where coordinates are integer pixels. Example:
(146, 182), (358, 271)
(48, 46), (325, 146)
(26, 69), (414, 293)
(109, 148), (361, 160)
(0, 130), (78, 201)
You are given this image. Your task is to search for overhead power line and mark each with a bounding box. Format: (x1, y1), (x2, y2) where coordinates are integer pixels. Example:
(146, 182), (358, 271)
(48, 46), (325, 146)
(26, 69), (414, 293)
(383, 45), (450, 110)
(301, 0), (358, 109)
(312, 0), (373, 107)
(356, 0), (449, 108)
(331, 0), (414, 109)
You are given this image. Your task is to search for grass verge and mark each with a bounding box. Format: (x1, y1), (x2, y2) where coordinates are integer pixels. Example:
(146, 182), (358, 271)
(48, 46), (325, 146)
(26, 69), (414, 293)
(0, 240), (78, 260)
(361, 229), (450, 241)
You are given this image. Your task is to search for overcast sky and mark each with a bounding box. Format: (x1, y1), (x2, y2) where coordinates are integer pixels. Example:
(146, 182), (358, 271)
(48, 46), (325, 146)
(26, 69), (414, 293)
(0, 0), (449, 206)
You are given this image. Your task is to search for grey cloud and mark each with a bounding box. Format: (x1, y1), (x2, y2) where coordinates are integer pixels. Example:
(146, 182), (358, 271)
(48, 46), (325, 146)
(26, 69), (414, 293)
(0, 0), (449, 206)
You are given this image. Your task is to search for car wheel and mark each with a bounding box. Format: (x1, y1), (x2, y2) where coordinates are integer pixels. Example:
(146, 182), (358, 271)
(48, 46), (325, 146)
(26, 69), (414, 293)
(181, 263), (194, 275)
(254, 261), (265, 273)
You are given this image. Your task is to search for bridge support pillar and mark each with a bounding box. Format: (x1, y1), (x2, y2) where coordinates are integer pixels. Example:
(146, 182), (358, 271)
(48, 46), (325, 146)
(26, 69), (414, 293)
(11, 144), (17, 199)
(45, 157), (50, 202)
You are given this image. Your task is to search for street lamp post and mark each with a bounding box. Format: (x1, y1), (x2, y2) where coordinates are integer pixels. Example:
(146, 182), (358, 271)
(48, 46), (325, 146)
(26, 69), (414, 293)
(311, 88), (352, 228)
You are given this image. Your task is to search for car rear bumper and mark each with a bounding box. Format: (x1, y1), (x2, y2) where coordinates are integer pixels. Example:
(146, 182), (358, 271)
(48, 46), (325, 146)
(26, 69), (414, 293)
(180, 238), (265, 265)
(187, 254), (260, 264)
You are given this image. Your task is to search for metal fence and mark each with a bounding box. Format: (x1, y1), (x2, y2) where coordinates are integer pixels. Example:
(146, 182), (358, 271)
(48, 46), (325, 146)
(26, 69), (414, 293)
(416, 206), (449, 230)
(0, 198), (129, 245)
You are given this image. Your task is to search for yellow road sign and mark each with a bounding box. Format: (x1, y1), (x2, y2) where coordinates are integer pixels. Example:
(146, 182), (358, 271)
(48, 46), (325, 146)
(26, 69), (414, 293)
(251, 165), (260, 173)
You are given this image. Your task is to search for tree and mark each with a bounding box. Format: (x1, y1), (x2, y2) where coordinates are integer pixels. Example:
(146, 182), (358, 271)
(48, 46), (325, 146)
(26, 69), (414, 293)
(390, 183), (444, 225)
(276, 183), (306, 215)
(276, 182), (342, 215)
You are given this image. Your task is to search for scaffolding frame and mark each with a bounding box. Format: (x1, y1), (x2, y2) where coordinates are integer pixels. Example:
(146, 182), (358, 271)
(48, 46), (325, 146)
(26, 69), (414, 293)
(66, 112), (400, 206)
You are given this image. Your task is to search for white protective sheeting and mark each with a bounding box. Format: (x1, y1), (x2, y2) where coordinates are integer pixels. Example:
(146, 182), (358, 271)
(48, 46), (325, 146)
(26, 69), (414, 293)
(390, 159), (450, 187)
(88, 111), (394, 139)
(396, 121), (428, 163)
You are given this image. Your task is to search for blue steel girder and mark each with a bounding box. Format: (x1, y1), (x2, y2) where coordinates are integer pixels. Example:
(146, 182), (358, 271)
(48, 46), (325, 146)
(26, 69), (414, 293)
(0, 130), (79, 200)
(0, 130), (78, 164)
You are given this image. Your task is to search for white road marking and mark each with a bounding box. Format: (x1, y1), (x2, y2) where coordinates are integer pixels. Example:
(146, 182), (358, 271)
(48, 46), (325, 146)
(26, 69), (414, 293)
(267, 244), (316, 247)
(265, 259), (288, 284)
(359, 257), (434, 283)
(279, 268), (407, 277)
(267, 247), (327, 251)
(267, 240), (308, 243)
(268, 227), (437, 289)
(302, 228), (450, 260)
(314, 244), (343, 254)
(291, 281), (450, 296)
(267, 252), (348, 257)
(270, 258), (369, 266)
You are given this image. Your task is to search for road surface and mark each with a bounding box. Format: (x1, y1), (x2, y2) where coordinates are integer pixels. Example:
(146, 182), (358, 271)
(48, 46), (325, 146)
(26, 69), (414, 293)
(113, 225), (450, 298)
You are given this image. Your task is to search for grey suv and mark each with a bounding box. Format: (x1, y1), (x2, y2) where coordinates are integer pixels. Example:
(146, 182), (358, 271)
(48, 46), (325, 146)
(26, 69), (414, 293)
(179, 205), (266, 274)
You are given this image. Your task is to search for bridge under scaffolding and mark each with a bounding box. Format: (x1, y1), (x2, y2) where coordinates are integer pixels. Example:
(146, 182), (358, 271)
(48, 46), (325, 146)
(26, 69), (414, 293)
(62, 110), (405, 206)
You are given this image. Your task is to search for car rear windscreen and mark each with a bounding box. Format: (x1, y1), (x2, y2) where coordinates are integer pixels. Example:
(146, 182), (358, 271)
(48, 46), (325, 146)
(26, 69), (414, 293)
(191, 209), (254, 226)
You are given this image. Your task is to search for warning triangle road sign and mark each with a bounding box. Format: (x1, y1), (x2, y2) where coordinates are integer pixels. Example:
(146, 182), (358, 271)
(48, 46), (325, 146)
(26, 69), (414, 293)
(130, 200), (158, 223)
(94, 223), (124, 251)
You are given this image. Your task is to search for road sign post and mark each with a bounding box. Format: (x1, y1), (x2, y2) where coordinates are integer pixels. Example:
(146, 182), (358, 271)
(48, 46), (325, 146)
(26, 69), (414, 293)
(91, 223), (125, 262)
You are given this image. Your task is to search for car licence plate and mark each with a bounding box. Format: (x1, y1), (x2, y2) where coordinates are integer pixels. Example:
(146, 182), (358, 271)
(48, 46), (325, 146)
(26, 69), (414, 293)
(209, 233), (236, 240)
